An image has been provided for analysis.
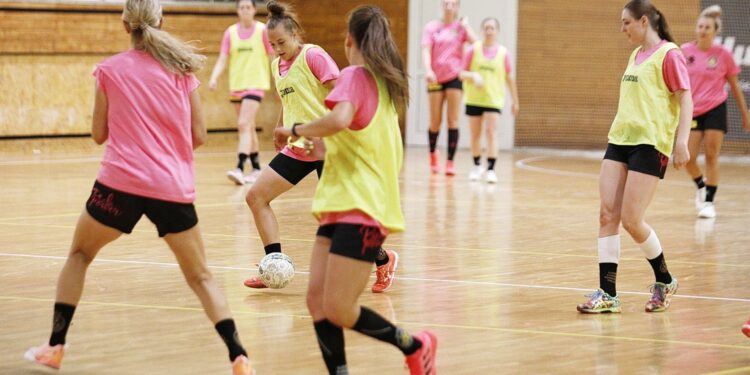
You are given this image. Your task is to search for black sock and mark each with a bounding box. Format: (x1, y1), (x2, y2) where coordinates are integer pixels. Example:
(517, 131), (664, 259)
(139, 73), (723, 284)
(249, 152), (261, 171)
(693, 176), (706, 189)
(447, 129), (459, 161)
(487, 158), (497, 171)
(472, 156), (481, 166)
(598, 263), (618, 297)
(313, 319), (347, 375)
(352, 306), (422, 355)
(237, 153), (248, 172)
(49, 303), (76, 346)
(374, 248), (389, 267)
(264, 243), (281, 255)
(706, 185), (718, 202)
(428, 131), (439, 153)
(215, 319), (247, 362)
(647, 253), (672, 284)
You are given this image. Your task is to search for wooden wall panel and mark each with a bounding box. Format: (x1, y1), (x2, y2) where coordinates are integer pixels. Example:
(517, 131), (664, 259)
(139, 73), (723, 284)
(515, 0), (700, 150)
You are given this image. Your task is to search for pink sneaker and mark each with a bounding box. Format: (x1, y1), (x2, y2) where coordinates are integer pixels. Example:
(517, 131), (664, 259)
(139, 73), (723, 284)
(444, 160), (455, 176)
(405, 331), (437, 375)
(372, 249), (399, 293)
(24, 343), (64, 369)
(232, 355), (255, 375)
(243, 276), (268, 289)
(430, 151), (440, 174)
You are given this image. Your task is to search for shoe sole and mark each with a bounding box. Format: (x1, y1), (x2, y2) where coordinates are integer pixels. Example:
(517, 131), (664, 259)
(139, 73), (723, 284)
(373, 251), (399, 293)
(577, 306), (622, 314)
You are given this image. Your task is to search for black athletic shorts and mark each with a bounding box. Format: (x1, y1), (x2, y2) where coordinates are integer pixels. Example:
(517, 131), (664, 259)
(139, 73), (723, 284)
(603, 143), (669, 179)
(85, 181), (198, 237)
(427, 77), (463, 92)
(230, 94), (263, 103)
(269, 152), (324, 185)
(692, 101), (727, 133)
(465, 105), (501, 116)
(316, 224), (386, 262)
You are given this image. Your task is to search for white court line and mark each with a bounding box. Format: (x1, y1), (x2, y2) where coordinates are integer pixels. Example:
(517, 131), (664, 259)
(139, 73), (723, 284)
(3, 251), (749, 303)
(515, 156), (750, 189)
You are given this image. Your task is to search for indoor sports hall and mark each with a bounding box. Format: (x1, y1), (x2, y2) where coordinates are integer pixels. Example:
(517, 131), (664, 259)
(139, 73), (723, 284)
(2, 0), (749, 373)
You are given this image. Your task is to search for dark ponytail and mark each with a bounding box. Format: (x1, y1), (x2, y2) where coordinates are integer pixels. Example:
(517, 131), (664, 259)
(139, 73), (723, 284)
(266, 1), (304, 37)
(348, 5), (409, 117)
(624, 0), (675, 43)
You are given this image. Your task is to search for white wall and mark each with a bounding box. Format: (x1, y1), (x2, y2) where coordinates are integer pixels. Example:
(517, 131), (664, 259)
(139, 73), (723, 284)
(406, 0), (518, 150)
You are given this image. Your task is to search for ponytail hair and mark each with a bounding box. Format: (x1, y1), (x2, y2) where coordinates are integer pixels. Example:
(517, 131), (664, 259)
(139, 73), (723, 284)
(624, 0), (675, 43)
(348, 5), (409, 117)
(266, 1), (304, 38)
(700, 4), (722, 33)
(122, 0), (205, 74)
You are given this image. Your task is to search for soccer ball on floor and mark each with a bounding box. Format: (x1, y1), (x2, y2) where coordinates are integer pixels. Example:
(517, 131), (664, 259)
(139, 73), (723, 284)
(258, 253), (295, 289)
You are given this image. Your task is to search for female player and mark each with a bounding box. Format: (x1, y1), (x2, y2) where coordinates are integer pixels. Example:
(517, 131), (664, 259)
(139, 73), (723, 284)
(24, 1), (254, 374)
(459, 17), (519, 183)
(276, 5), (437, 374)
(243, 1), (398, 293)
(422, 0), (476, 175)
(577, 0), (691, 314)
(681, 5), (750, 218)
(209, 0), (273, 185)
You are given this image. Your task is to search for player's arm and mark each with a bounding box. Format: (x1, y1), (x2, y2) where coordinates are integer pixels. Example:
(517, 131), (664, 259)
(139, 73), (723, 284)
(91, 86), (108, 145)
(189, 89), (207, 149)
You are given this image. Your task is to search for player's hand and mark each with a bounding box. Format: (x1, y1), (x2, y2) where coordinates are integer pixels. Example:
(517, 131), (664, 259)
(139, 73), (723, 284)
(742, 112), (750, 132)
(460, 16), (470, 29)
(304, 138), (326, 160)
(208, 78), (218, 91)
(273, 128), (287, 152)
(425, 70), (437, 84)
(672, 142), (689, 170)
(472, 72), (484, 89)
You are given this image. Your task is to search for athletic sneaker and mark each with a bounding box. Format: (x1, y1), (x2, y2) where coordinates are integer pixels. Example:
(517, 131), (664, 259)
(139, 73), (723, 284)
(576, 289), (621, 314)
(742, 318), (750, 338)
(405, 331), (437, 375)
(244, 169), (261, 184)
(372, 249), (399, 293)
(485, 170), (498, 184)
(698, 202), (716, 219)
(232, 355), (255, 375)
(469, 165), (483, 181)
(227, 168), (246, 185)
(24, 343), (64, 369)
(445, 160), (456, 176)
(429, 151), (440, 174)
(695, 187), (706, 210)
(645, 277), (679, 312)
(243, 276), (268, 289)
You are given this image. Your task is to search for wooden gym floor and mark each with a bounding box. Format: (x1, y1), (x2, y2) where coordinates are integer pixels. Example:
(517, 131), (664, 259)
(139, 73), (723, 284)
(1, 133), (750, 374)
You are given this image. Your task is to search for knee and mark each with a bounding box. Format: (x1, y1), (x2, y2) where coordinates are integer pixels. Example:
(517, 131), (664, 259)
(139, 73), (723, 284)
(620, 214), (640, 235)
(69, 248), (96, 266)
(245, 188), (265, 209)
(306, 289), (324, 316)
(237, 119), (251, 132)
(185, 269), (213, 289)
(322, 300), (349, 328)
(599, 207), (620, 228)
(704, 151), (720, 166)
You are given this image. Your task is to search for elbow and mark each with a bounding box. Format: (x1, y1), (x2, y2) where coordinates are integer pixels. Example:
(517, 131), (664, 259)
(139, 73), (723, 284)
(92, 133), (106, 145)
(193, 131), (208, 148)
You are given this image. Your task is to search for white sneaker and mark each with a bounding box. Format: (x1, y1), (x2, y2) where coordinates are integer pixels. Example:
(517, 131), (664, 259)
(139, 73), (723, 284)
(485, 170), (498, 184)
(227, 168), (245, 185)
(698, 202), (716, 219)
(469, 165), (483, 181)
(695, 187), (706, 210)
(244, 169), (261, 184)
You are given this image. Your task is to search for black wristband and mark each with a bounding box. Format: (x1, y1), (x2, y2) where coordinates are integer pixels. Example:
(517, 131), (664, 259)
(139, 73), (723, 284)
(292, 123), (300, 137)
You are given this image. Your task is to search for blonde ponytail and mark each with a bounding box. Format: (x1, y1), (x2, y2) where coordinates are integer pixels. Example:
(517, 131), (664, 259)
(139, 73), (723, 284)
(700, 4), (722, 33)
(122, 0), (206, 74)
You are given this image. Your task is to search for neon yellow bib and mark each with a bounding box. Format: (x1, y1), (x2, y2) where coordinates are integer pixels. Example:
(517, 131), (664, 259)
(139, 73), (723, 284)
(271, 44), (332, 149)
(311, 67), (405, 233)
(464, 42), (506, 109)
(609, 42), (681, 156)
(228, 22), (271, 92)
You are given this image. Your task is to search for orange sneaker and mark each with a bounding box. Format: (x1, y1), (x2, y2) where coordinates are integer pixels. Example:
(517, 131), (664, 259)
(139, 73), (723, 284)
(232, 355), (255, 375)
(444, 160), (455, 176)
(405, 331), (437, 375)
(372, 249), (399, 293)
(24, 343), (64, 369)
(743, 319), (750, 338)
(430, 151), (440, 174)
(243, 276), (268, 289)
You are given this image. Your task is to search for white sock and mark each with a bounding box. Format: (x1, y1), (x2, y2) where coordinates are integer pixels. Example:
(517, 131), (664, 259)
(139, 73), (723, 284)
(639, 231), (662, 260)
(598, 234), (621, 263)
